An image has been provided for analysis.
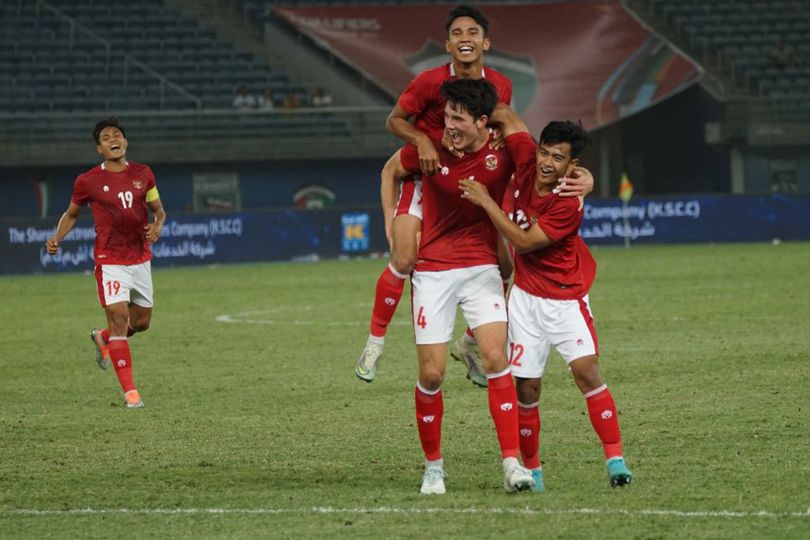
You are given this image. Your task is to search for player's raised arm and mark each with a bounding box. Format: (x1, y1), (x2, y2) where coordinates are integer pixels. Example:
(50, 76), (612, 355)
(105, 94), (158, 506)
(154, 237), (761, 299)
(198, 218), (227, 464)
(460, 178), (552, 253)
(489, 103), (530, 139)
(386, 105), (440, 176)
(45, 202), (82, 254)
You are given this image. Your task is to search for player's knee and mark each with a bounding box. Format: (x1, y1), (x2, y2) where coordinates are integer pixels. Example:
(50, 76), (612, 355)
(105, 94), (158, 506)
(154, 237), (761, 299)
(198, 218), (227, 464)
(516, 377), (541, 403)
(132, 319), (150, 333)
(570, 356), (602, 392)
(390, 250), (416, 275)
(480, 348), (509, 373)
(419, 368), (445, 391)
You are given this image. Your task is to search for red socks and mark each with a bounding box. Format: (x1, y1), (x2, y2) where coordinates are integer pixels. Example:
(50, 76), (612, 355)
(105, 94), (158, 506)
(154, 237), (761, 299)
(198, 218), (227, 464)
(415, 383), (443, 461)
(518, 402), (541, 469)
(370, 264), (407, 338)
(108, 337), (135, 393)
(585, 385), (623, 459)
(101, 325), (135, 343)
(487, 369), (520, 459)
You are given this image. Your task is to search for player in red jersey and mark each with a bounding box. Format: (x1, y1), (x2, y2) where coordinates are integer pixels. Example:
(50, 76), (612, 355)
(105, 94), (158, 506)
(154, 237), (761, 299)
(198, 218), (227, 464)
(460, 110), (633, 491)
(357, 5), (592, 386)
(381, 78), (542, 494)
(46, 117), (166, 409)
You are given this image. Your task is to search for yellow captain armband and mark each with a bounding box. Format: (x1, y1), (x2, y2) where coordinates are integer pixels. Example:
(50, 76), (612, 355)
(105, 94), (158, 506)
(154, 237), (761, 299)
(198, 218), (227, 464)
(145, 186), (160, 202)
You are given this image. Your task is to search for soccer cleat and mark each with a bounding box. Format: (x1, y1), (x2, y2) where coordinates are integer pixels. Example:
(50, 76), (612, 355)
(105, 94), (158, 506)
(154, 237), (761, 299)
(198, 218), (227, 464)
(450, 337), (488, 388)
(355, 338), (384, 383)
(124, 389), (144, 409)
(503, 458), (535, 493)
(530, 468), (545, 493)
(89, 328), (111, 369)
(607, 457), (633, 488)
(420, 462), (447, 495)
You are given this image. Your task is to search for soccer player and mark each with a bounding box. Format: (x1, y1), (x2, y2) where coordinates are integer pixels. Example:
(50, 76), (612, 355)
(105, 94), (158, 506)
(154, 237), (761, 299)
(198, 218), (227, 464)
(45, 117), (165, 409)
(460, 110), (633, 490)
(357, 4), (591, 385)
(382, 78), (543, 494)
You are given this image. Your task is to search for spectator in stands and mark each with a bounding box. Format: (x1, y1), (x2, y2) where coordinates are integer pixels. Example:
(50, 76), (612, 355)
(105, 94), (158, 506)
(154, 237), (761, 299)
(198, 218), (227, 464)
(281, 91), (301, 109)
(769, 40), (795, 70)
(232, 86), (258, 109)
(311, 87), (334, 107)
(258, 88), (275, 110)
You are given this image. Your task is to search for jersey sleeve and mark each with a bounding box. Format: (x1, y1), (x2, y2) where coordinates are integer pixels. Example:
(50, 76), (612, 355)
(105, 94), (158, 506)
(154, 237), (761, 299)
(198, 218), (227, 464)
(499, 78), (513, 106)
(536, 198), (583, 242)
(397, 70), (438, 117)
(504, 132), (536, 197)
(399, 144), (421, 175)
(70, 174), (90, 206)
(143, 166), (159, 202)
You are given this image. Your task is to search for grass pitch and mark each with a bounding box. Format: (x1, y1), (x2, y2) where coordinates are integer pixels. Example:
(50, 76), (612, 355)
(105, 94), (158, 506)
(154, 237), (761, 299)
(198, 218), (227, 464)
(0, 242), (808, 539)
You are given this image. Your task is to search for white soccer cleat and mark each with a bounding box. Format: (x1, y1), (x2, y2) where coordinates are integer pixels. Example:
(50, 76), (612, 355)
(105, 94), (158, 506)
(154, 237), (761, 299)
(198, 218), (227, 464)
(450, 337), (488, 388)
(503, 457), (535, 493)
(355, 338), (384, 383)
(420, 461), (447, 495)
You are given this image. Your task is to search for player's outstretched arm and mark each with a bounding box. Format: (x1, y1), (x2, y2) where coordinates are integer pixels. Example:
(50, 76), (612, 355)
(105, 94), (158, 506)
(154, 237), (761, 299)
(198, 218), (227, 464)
(460, 178), (552, 253)
(45, 203), (82, 254)
(386, 105), (440, 175)
(380, 149), (406, 249)
(144, 199), (166, 243)
(489, 103), (529, 139)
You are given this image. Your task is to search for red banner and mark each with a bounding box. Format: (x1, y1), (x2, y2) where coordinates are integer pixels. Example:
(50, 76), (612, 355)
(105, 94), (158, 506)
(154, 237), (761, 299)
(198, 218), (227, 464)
(275, 1), (701, 131)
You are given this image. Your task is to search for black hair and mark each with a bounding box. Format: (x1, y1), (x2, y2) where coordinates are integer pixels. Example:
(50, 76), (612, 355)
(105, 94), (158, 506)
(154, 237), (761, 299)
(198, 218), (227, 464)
(92, 117), (126, 144)
(446, 4), (489, 36)
(440, 78), (498, 121)
(538, 121), (592, 158)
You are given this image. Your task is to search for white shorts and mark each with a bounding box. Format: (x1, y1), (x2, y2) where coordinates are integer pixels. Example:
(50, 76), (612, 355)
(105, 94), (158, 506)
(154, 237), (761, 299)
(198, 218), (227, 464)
(507, 285), (598, 378)
(412, 264), (507, 345)
(394, 177), (422, 219)
(94, 261), (154, 308)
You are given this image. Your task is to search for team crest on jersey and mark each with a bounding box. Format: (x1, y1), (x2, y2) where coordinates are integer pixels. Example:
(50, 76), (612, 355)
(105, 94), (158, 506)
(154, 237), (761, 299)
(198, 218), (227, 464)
(485, 154), (498, 171)
(514, 189), (520, 198)
(132, 180), (143, 189)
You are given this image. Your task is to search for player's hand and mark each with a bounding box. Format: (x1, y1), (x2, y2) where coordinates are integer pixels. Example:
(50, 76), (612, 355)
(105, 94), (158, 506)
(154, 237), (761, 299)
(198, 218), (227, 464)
(459, 177), (491, 207)
(45, 237), (60, 255)
(441, 130), (464, 158)
(557, 166), (595, 210)
(416, 136), (440, 175)
(488, 126), (505, 150)
(144, 222), (163, 243)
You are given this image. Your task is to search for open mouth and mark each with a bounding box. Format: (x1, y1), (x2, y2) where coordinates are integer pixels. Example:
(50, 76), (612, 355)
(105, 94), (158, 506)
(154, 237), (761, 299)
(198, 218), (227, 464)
(110, 144), (121, 151)
(449, 131), (464, 145)
(458, 45), (474, 55)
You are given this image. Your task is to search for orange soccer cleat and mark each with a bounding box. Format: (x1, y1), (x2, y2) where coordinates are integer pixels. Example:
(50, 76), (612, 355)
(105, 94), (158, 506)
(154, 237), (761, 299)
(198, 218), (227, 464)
(124, 389), (144, 409)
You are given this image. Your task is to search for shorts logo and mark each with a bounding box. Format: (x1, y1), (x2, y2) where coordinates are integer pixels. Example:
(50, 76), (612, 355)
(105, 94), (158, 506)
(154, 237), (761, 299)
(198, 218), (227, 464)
(384, 297), (396, 306)
(132, 180), (143, 189)
(576, 338), (584, 346)
(601, 410), (613, 420)
(485, 154), (498, 171)
(422, 415), (435, 423)
(494, 302), (501, 310)
(520, 428), (532, 437)
(440, 166), (449, 176)
(103, 185), (110, 192)
(499, 403), (513, 412)
(117, 359), (127, 368)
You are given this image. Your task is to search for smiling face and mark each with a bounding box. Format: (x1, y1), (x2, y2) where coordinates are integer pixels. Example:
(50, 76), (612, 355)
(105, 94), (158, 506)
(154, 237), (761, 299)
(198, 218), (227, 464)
(535, 141), (578, 192)
(444, 101), (488, 153)
(96, 126), (128, 161)
(445, 16), (490, 66)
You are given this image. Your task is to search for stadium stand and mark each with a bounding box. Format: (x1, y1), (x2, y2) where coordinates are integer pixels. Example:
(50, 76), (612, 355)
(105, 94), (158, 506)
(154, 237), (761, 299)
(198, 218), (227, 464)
(637, 0), (810, 116)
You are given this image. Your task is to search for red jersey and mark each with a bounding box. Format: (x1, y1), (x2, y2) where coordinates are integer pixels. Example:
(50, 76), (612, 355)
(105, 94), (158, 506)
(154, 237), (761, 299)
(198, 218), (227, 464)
(71, 162), (157, 266)
(398, 63), (513, 141)
(502, 136), (596, 300)
(400, 132), (524, 272)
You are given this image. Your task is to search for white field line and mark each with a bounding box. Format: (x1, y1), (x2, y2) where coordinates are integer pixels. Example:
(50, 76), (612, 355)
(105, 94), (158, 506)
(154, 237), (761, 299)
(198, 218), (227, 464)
(4, 506), (810, 519)
(215, 305), (410, 326)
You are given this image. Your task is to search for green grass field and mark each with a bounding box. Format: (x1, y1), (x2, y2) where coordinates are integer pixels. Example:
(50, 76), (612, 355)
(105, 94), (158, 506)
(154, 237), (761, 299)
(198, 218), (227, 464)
(1, 242), (809, 539)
